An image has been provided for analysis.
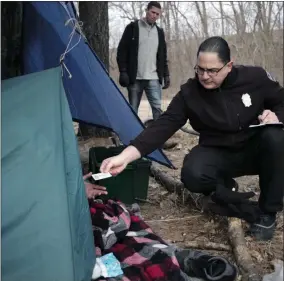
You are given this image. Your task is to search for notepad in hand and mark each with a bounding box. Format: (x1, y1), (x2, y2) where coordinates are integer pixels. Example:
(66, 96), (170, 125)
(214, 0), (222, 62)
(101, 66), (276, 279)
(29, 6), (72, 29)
(249, 122), (284, 128)
(92, 172), (112, 181)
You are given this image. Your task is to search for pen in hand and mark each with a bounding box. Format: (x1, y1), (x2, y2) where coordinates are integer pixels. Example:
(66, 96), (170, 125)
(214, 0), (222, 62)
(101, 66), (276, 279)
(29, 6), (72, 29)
(258, 110), (269, 124)
(258, 109), (279, 124)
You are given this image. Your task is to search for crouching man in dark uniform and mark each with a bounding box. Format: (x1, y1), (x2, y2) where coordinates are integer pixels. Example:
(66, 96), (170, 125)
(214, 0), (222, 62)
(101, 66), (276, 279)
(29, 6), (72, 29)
(100, 36), (284, 241)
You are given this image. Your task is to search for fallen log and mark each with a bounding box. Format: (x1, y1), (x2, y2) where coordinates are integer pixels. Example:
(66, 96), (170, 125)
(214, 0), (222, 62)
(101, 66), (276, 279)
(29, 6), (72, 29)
(150, 164), (184, 195)
(151, 165), (261, 281)
(228, 218), (261, 281)
(162, 141), (178, 150)
(150, 164), (201, 205)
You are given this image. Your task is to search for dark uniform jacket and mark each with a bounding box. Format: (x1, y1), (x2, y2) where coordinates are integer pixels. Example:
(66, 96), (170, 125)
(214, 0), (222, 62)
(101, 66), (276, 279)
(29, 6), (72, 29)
(131, 65), (284, 156)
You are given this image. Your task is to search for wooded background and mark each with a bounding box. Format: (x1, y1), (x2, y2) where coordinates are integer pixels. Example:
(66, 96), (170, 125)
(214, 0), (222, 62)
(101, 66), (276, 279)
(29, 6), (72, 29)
(109, 1), (284, 95)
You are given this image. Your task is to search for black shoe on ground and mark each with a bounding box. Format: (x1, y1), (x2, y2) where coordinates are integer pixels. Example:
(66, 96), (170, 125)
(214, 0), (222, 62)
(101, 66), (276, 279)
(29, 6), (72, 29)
(175, 249), (237, 281)
(247, 213), (276, 241)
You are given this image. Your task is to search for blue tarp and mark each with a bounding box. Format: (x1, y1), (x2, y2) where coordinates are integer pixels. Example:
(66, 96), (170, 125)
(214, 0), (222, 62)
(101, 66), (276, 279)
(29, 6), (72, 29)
(22, 1), (173, 168)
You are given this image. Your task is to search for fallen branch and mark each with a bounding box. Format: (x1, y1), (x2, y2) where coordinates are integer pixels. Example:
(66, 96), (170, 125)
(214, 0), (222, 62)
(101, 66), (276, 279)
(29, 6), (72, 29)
(150, 164), (200, 206)
(228, 218), (261, 281)
(150, 164), (185, 195)
(162, 141), (178, 150)
(182, 241), (231, 251)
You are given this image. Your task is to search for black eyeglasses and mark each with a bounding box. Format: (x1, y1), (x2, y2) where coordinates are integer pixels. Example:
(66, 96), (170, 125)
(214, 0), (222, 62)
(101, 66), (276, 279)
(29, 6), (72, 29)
(194, 63), (228, 77)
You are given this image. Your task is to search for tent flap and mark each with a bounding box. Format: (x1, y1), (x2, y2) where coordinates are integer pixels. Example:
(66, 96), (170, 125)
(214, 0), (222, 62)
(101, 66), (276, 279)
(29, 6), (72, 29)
(1, 67), (95, 281)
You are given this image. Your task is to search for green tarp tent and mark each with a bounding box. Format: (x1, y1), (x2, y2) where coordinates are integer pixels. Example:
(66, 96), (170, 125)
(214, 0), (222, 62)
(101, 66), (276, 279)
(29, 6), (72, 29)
(1, 67), (95, 281)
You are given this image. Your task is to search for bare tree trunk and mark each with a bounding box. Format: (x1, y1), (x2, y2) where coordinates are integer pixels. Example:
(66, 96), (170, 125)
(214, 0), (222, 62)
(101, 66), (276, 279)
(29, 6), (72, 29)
(219, 2), (225, 36)
(174, 3), (199, 40)
(79, 2), (109, 70)
(163, 2), (171, 42)
(271, 2), (284, 30)
(1, 1), (23, 80)
(230, 2), (241, 35)
(195, 2), (209, 38)
(201, 2), (209, 38)
(131, 2), (138, 20)
(238, 2), (247, 35)
(169, 2), (180, 40)
(78, 1), (112, 138)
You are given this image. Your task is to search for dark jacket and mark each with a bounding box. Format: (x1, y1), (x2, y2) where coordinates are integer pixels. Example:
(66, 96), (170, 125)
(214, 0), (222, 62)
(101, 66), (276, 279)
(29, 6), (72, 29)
(117, 20), (169, 85)
(131, 65), (284, 156)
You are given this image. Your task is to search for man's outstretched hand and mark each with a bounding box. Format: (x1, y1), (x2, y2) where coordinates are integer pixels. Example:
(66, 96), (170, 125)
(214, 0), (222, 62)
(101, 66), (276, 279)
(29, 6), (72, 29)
(83, 172), (108, 199)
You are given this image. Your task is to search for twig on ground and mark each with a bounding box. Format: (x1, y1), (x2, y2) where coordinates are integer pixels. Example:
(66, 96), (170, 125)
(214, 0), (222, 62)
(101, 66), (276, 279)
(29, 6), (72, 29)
(181, 241), (231, 251)
(145, 215), (202, 223)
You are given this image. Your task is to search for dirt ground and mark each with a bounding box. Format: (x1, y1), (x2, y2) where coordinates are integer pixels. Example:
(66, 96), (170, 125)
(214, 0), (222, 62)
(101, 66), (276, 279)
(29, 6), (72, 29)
(139, 130), (284, 277)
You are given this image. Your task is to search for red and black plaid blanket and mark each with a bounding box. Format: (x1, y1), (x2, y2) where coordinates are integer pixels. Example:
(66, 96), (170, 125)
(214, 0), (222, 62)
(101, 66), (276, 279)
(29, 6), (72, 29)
(89, 199), (191, 281)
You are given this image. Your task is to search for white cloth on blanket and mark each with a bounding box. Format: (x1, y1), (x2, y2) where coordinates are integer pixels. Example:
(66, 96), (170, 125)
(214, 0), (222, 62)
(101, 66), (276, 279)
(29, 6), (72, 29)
(92, 253), (123, 280)
(92, 262), (102, 280)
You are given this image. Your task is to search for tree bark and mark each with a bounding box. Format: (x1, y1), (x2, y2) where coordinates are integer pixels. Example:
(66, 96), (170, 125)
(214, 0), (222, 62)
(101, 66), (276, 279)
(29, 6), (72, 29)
(78, 1), (112, 138)
(228, 218), (261, 281)
(195, 2), (209, 38)
(150, 164), (185, 195)
(219, 2), (225, 36)
(1, 1), (23, 80)
(79, 1), (109, 70)
(169, 2), (180, 41)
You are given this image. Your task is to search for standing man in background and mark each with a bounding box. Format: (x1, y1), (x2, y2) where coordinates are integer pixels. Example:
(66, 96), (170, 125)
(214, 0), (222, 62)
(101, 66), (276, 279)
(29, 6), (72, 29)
(117, 1), (170, 120)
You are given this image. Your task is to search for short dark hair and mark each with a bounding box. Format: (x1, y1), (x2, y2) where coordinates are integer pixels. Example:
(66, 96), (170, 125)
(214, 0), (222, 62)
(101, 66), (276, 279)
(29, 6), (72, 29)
(197, 36), (231, 63)
(147, 1), (161, 10)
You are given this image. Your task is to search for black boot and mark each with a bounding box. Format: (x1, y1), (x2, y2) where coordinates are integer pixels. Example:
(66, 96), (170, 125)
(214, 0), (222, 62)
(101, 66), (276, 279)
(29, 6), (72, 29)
(175, 249), (237, 281)
(247, 213), (276, 241)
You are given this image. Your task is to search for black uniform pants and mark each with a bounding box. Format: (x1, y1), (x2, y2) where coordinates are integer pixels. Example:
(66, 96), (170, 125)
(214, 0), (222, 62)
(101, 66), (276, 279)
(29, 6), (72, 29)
(181, 127), (284, 213)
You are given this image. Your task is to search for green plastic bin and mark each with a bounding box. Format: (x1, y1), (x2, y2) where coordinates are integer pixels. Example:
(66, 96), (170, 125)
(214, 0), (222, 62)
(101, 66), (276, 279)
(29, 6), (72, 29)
(89, 146), (152, 204)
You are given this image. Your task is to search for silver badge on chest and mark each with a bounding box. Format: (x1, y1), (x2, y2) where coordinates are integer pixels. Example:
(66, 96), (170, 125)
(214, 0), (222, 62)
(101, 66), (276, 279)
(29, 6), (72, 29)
(242, 93), (252, 107)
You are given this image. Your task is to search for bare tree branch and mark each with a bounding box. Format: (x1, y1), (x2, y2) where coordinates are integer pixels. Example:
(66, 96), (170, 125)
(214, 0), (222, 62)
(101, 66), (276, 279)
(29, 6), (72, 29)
(270, 2), (284, 31)
(173, 2), (199, 40)
(195, 2), (209, 37)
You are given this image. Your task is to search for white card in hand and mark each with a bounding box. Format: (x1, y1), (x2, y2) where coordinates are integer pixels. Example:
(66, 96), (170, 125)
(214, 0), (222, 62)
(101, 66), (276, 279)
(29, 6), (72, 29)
(92, 172), (112, 181)
(249, 122), (283, 128)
